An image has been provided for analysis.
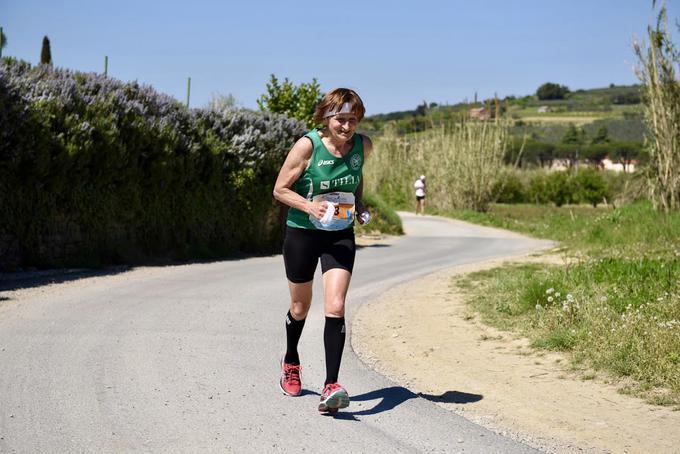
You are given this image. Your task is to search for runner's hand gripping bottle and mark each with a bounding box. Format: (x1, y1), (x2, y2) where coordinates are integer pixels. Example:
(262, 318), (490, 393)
(359, 211), (371, 225)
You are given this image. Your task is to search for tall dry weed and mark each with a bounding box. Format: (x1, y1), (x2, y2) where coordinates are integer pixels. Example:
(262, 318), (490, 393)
(633, 3), (680, 212)
(365, 118), (510, 212)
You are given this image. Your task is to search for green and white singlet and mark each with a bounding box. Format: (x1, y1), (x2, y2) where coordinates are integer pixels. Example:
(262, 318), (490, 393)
(286, 129), (364, 231)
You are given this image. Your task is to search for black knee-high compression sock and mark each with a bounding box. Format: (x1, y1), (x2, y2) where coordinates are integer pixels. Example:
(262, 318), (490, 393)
(284, 311), (306, 365)
(324, 316), (346, 385)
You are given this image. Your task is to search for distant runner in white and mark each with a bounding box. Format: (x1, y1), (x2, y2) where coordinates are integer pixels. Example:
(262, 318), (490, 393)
(414, 174), (426, 215)
(272, 88), (373, 414)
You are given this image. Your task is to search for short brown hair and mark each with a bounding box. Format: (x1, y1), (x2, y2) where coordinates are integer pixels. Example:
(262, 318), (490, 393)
(313, 88), (366, 124)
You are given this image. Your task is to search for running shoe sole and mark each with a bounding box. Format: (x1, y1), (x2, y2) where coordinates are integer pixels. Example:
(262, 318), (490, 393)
(318, 387), (350, 412)
(279, 355), (302, 397)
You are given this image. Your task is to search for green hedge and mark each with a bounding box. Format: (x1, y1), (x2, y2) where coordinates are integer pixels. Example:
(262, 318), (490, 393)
(0, 58), (306, 270)
(493, 168), (635, 207)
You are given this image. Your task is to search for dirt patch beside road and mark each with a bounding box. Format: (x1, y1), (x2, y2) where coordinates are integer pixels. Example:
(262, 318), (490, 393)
(352, 253), (680, 454)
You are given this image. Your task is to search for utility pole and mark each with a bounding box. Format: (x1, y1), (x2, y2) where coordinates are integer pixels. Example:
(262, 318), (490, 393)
(186, 77), (191, 107)
(0, 26), (3, 59)
(104, 55), (108, 77)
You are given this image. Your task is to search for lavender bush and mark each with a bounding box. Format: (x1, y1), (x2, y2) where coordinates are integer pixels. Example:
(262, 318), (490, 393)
(0, 58), (306, 269)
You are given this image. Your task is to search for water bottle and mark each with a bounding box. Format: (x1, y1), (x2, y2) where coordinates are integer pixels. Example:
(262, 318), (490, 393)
(359, 211), (371, 225)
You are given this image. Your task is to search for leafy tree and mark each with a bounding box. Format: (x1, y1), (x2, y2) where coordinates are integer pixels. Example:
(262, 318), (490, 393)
(584, 143), (611, 162)
(493, 172), (526, 203)
(560, 124), (586, 166)
(590, 125), (610, 144)
(257, 74), (323, 128)
(562, 124), (585, 145)
(574, 169), (610, 207)
(536, 82), (570, 100)
(414, 101), (428, 116)
(524, 140), (556, 168)
(612, 141), (642, 171)
(40, 35), (52, 65)
(527, 173), (551, 204)
(546, 171), (576, 207)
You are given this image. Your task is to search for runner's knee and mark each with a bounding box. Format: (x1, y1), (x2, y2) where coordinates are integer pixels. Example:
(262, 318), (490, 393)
(290, 301), (310, 319)
(325, 298), (346, 317)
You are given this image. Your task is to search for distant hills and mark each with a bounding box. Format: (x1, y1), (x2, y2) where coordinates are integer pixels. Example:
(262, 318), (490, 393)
(361, 84), (644, 144)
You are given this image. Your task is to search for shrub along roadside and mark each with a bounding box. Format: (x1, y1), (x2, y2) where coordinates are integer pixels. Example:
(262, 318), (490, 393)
(493, 167), (636, 208)
(452, 201), (680, 406)
(0, 58), (307, 270)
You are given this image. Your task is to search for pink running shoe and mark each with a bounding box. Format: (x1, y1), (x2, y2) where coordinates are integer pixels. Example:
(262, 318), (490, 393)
(279, 356), (302, 397)
(318, 383), (350, 413)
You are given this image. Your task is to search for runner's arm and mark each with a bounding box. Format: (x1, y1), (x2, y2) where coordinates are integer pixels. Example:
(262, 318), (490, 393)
(355, 135), (373, 222)
(273, 137), (328, 220)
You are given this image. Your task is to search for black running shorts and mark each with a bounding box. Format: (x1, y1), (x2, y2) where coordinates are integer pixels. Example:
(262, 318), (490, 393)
(282, 226), (356, 283)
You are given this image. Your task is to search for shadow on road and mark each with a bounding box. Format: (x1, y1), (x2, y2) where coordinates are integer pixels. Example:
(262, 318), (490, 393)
(0, 253), (270, 293)
(299, 389), (320, 397)
(356, 243), (393, 250)
(326, 386), (483, 419)
(347, 386), (415, 416)
(0, 267), (133, 292)
(418, 390), (483, 404)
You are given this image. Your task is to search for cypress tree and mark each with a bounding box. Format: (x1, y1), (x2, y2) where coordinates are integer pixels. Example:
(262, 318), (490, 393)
(40, 35), (52, 65)
(0, 28), (7, 54)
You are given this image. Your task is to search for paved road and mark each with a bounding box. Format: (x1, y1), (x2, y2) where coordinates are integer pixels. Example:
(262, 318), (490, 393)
(0, 213), (553, 453)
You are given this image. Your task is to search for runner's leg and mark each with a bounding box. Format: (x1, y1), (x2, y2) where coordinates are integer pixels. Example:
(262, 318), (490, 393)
(282, 227), (319, 365)
(285, 281), (311, 364)
(322, 268), (351, 384)
(318, 229), (354, 409)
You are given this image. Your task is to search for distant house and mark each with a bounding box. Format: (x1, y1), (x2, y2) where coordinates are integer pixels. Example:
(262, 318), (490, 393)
(546, 157), (637, 173)
(549, 159), (571, 171)
(537, 106), (551, 113)
(601, 157), (636, 173)
(469, 107), (491, 121)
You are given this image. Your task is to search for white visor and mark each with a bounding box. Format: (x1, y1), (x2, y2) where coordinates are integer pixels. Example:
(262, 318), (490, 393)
(324, 102), (353, 118)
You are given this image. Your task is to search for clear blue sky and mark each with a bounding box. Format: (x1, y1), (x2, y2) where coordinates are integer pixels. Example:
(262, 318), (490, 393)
(2, 1), (678, 115)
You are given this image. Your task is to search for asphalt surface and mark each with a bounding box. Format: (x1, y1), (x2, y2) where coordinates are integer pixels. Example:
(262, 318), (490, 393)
(0, 212), (554, 453)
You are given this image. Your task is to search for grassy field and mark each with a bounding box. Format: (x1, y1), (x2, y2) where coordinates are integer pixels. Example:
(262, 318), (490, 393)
(518, 116), (603, 125)
(445, 201), (680, 407)
(511, 104), (639, 118)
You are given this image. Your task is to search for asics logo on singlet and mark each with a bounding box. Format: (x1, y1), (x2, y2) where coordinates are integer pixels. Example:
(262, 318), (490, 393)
(317, 159), (335, 166)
